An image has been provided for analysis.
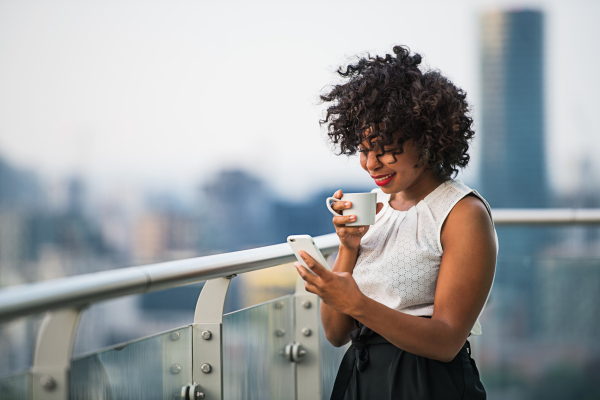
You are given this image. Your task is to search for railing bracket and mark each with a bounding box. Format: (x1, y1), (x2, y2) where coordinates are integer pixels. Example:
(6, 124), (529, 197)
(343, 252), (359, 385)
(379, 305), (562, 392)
(192, 276), (233, 399)
(31, 307), (85, 400)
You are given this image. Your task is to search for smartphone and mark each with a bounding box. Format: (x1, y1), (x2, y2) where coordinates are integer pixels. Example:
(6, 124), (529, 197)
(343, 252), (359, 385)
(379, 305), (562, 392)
(287, 235), (331, 276)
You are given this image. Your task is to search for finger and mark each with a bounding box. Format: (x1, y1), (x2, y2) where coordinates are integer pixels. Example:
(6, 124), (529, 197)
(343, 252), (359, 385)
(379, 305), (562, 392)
(298, 251), (330, 278)
(331, 201), (352, 211)
(304, 280), (320, 295)
(333, 215), (357, 225)
(376, 202), (384, 215)
(333, 189), (343, 199)
(294, 262), (319, 283)
(294, 263), (307, 279)
(336, 226), (365, 236)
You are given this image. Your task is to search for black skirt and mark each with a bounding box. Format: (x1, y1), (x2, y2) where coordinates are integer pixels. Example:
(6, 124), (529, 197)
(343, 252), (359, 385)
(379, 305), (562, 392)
(330, 319), (486, 400)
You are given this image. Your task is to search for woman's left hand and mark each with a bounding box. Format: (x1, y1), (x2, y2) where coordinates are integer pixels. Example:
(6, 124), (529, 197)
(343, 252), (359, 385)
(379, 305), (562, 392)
(294, 251), (365, 316)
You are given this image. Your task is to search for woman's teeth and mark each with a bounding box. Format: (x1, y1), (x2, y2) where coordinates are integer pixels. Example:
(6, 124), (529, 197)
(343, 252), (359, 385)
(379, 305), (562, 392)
(375, 174), (394, 181)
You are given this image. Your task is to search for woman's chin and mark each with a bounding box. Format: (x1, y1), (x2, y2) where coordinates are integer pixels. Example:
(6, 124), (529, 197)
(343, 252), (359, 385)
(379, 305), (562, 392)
(379, 185), (400, 194)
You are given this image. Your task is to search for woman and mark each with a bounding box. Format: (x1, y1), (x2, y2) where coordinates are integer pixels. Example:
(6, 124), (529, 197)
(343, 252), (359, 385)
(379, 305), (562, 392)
(294, 45), (497, 399)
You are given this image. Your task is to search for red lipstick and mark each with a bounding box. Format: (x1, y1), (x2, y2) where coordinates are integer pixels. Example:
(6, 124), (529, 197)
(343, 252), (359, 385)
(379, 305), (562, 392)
(371, 173), (396, 187)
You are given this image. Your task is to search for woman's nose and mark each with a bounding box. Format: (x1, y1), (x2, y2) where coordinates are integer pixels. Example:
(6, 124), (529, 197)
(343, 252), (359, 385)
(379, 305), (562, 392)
(366, 151), (381, 170)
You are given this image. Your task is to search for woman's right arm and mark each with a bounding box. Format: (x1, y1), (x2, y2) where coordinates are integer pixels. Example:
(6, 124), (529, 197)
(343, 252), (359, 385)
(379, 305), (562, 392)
(320, 190), (376, 347)
(320, 245), (359, 346)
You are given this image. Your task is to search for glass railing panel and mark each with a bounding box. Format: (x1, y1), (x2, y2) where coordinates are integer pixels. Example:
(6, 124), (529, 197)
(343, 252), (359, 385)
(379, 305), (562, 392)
(0, 315), (43, 377)
(478, 255), (600, 399)
(73, 292), (198, 358)
(318, 299), (348, 400)
(0, 371), (30, 400)
(223, 295), (295, 400)
(0, 314), (43, 400)
(70, 325), (192, 400)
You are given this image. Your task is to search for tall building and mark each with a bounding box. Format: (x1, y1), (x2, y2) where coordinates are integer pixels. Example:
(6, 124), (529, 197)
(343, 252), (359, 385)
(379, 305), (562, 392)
(479, 10), (549, 260)
(479, 10), (548, 208)
(478, 10), (548, 340)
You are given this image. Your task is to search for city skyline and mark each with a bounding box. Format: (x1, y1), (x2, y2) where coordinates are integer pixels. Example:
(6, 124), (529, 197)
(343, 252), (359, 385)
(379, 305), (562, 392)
(0, 0), (599, 202)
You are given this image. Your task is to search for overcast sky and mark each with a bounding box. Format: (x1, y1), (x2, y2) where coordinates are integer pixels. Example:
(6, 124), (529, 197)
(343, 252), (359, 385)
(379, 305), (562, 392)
(0, 0), (599, 201)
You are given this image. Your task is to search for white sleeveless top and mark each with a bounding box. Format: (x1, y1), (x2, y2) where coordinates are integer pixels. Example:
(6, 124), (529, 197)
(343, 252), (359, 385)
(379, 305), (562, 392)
(353, 179), (497, 336)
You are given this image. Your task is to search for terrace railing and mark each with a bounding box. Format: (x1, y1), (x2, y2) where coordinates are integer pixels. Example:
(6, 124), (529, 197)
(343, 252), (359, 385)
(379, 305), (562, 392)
(1, 209), (600, 400)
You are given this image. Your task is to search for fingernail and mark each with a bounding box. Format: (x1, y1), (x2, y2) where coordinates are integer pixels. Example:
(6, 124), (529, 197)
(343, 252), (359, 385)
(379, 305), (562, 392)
(359, 227), (364, 232)
(294, 262), (300, 268)
(345, 202), (351, 206)
(350, 215), (356, 221)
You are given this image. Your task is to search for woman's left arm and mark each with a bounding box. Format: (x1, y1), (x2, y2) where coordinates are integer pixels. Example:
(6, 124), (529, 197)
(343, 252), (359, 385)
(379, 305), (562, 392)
(295, 196), (496, 362)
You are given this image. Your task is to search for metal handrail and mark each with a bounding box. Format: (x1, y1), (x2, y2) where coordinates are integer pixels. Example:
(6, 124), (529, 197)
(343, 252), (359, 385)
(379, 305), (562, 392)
(0, 234), (340, 322)
(1, 208), (600, 323)
(492, 208), (600, 224)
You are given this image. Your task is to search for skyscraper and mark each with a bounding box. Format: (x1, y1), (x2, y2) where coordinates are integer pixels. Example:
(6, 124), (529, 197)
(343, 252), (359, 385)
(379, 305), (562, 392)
(478, 10), (548, 340)
(479, 10), (549, 262)
(479, 10), (548, 209)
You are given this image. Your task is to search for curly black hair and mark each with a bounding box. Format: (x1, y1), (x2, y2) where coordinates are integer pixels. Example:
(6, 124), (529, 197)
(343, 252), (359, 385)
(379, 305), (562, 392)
(320, 45), (474, 180)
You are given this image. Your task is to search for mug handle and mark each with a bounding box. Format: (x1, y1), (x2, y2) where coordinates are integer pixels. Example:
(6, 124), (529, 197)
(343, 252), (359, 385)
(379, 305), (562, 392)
(326, 197), (342, 215)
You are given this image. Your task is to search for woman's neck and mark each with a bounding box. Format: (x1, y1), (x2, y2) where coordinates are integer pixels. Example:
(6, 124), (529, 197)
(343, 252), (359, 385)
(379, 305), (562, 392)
(389, 171), (446, 211)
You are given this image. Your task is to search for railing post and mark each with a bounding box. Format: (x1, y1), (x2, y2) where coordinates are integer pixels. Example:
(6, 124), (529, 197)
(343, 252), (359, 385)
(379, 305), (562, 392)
(294, 276), (322, 400)
(31, 307), (84, 400)
(191, 276), (234, 400)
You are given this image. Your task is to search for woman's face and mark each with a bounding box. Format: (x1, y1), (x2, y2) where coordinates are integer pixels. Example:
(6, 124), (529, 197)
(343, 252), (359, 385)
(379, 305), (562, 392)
(359, 137), (429, 194)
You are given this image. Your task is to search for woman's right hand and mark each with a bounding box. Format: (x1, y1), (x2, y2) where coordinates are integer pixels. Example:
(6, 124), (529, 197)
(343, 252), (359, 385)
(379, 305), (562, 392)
(330, 189), (381, 250)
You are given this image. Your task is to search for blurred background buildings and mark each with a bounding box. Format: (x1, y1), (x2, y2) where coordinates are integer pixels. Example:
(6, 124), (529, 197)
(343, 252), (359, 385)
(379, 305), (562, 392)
(477, 9), (600, 398)
(1, 1), (600, 398)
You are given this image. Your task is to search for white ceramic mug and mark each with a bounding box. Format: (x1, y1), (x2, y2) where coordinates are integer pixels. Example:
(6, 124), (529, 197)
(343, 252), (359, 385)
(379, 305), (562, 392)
(326, 192), (377, 226)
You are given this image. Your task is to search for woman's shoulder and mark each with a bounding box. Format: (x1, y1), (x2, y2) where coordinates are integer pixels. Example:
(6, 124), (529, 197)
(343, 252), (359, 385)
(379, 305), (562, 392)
(443, 180), (493, 220)
(436, 180), (498, 253)
(442, 194), (497, 253)
(450, 195), (492, 223)
(426, 179), (495, 232)
(422, 179), (474, 221)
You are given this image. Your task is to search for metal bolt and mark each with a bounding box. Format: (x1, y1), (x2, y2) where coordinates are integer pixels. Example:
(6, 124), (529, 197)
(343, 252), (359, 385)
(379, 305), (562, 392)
(170, 331), (180, 341)
(201, 363), (212, 373)
(299, 349), (307, 357)
(275, 328), (286, 337)
(171, 364), (182, 374)
(301, 300), (312, 309)
(274, 301), (284, 309)
(195, 391), (205, 399)
(201, 330), (212, 340)
(301, 327), (312, 337)
(40, 375), (56, 391)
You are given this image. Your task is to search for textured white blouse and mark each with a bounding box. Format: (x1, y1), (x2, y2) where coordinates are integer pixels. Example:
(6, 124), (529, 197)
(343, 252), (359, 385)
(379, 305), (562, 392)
(353, 179), (497, 335)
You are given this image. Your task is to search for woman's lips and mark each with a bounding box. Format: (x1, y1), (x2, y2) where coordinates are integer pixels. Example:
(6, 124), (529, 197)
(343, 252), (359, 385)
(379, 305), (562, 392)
(372, 173), (396, 187)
